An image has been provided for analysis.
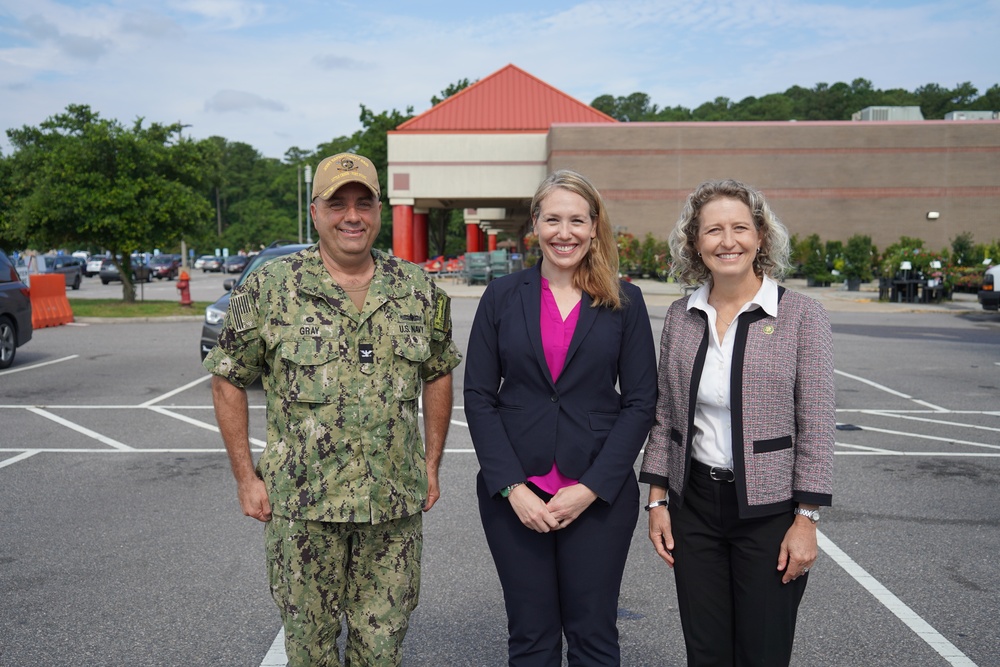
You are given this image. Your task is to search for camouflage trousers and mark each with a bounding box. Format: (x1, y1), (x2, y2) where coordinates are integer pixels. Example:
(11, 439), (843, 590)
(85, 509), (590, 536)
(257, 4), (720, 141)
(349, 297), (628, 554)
(265, 513), (423, 667)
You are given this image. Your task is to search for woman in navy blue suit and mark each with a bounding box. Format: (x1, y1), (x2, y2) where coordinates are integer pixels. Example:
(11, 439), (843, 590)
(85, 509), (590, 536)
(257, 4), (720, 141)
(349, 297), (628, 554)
(464, 170), (657, 666)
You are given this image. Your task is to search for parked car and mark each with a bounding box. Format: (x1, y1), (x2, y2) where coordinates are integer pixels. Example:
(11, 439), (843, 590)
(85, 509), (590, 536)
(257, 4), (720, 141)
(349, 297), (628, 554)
(223, 255), (251, 274)
(199, 255), (224, 272)
(99, 259), (153, 284)
(0, 249), (32, 369)
(200, 244), (309, 359)
(36, 255), (84, 290)
(149, 254), (181, 280)
(978, 265), (1000, 311)
(85, 256), (108, 277)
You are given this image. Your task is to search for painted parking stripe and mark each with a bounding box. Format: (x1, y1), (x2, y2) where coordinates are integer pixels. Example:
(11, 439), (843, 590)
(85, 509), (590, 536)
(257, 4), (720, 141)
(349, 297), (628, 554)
(26, 407), (134, 451)
(0, 355), (78, 377)
(863, 411), (1000, 434)
(139, 374), (213, 407)
(835, 369), (947, 411)
(149, 406), (267, 448)
(851, 425), (1000, 451)
(817, 530), (977, 666)
(0, 451), (38, 469)
(260, 629), (286, 667)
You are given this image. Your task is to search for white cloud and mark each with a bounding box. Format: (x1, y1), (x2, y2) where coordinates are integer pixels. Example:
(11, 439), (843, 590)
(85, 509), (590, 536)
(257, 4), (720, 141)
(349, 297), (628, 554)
(204, 90), (286, 113)
(0, 0), (997, 159)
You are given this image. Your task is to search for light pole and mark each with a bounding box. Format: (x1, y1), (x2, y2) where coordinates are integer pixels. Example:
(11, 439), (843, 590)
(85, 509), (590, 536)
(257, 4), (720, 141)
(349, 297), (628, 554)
(297, 165), (303, 243)
(304, 164), (313, 244)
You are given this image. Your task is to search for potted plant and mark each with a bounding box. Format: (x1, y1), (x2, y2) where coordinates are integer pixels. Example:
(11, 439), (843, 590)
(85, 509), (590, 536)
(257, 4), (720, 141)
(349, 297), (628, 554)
(801, 234), (831, 287)
(842, 234), (874, 291)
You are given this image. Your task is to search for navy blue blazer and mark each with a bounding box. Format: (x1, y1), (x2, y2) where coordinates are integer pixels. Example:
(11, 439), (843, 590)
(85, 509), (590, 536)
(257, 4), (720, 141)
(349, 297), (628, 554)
(464, 266), (657, 505)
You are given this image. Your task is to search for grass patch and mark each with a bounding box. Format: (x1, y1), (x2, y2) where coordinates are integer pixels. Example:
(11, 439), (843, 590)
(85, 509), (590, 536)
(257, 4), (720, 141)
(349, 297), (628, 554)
(70, 299), (211, 318)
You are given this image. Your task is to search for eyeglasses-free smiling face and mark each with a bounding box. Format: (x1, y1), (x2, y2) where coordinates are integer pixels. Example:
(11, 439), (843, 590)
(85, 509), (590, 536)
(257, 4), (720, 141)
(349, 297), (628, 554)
(695, 197), (763, 285)
(311, 182), (382, 267)
(533, 187), (596, 276)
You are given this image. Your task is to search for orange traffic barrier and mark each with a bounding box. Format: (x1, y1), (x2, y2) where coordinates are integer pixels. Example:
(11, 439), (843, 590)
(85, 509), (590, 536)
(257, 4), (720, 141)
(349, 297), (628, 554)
(29, 273), (74, 329)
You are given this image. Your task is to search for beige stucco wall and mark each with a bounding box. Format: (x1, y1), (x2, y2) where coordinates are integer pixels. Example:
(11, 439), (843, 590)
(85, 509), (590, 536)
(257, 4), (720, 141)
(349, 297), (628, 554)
(388, 133), (547, 204)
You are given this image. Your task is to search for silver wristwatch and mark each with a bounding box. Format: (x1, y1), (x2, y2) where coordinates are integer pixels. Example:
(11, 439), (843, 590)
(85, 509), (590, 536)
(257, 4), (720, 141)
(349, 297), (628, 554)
(793, 507), (820, 523)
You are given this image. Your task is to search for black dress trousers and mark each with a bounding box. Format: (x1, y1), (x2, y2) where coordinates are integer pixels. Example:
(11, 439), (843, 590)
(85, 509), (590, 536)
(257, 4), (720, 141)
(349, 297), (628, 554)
(671, 465), (808, 667)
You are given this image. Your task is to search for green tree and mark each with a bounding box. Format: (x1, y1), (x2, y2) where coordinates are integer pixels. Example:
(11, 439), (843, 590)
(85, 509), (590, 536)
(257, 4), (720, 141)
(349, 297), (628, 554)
(3, 104), (212, 301)
(431, 78), (475, 106)
(950, 232), (975, 265)
(591, 92), (662, 121)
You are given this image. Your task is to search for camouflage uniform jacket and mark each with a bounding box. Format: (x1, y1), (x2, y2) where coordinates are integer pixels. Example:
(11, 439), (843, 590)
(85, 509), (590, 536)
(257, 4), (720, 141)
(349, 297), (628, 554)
(204, 246), (462, 524)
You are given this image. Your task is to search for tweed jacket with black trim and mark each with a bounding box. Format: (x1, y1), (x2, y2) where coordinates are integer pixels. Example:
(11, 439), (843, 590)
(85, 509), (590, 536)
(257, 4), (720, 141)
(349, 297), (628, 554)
(639, 287), (835, 519)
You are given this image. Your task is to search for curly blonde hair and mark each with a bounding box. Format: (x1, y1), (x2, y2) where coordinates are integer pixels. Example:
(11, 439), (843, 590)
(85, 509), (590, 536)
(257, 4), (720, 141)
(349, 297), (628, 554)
(669, 179), (791, 286)
(530, 170), (622, 310)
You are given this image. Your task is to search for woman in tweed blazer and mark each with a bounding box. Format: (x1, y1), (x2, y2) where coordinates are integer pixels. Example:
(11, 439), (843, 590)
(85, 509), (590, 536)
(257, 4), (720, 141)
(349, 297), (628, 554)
(639, 180), (835, 666)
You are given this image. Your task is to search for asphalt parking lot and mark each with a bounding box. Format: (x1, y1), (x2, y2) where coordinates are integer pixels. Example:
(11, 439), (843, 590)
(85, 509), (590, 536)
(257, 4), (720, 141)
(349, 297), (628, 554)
(1, 274), (998, 666)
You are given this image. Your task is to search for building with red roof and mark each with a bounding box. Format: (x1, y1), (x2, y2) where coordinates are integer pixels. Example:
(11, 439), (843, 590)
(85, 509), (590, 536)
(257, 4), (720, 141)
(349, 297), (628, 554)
(388, 64), (1000, 262)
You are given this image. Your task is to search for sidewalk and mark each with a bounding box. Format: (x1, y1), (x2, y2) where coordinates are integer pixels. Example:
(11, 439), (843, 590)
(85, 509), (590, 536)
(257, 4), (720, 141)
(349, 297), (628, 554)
(438, 275), (984, 315)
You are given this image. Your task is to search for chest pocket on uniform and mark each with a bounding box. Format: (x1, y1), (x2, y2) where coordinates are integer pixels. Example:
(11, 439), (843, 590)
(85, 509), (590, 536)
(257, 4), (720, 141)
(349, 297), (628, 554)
(392, 335), (430, 401)
(278, 339), (340, 403)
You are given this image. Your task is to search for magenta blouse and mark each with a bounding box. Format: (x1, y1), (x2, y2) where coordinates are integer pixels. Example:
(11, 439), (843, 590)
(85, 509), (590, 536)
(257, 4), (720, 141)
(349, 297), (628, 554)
(527, 277), (582, 494)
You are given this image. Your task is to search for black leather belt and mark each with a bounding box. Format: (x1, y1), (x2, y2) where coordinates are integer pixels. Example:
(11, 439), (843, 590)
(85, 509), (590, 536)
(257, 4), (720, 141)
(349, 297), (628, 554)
(691, 459), (735, 483)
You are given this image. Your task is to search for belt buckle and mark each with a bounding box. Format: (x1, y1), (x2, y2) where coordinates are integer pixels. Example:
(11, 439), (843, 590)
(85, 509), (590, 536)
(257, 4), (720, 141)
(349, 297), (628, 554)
(710, 467), (735, 483)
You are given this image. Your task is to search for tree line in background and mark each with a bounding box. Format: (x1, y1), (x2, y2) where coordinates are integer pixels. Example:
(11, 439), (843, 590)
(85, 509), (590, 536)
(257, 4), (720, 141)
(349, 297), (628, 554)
(1, 77), (997, 300)
(612, 229), (999, 297)
(591, 79), (1000, 121)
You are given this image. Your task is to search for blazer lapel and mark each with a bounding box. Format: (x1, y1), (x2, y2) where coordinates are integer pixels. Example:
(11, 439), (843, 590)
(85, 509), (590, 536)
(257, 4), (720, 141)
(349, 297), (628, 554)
(519, 267), (555, 388)
(561, 291), (596, 376)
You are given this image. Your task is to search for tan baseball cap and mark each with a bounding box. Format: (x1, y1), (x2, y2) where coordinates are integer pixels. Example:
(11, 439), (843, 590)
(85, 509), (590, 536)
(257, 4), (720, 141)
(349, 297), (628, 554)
(312, 153), (381, 200)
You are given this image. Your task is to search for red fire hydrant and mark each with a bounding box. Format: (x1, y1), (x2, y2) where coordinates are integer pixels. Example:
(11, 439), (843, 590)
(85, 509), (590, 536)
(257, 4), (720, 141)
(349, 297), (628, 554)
(177, 270), (192, 307)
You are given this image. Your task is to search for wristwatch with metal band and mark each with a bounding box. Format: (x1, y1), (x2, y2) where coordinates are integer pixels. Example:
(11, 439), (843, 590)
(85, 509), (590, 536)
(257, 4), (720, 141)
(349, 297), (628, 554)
(793, 507), (820, 523)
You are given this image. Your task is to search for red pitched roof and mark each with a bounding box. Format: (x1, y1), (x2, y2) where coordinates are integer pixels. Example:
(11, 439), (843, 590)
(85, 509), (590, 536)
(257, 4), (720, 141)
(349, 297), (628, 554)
(395, 64), (617, 132)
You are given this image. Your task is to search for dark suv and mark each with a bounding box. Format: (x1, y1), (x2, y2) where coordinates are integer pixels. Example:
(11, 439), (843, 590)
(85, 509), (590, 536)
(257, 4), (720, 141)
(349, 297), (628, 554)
(199, 243), (309, 359)
(0, 250), (32, 369)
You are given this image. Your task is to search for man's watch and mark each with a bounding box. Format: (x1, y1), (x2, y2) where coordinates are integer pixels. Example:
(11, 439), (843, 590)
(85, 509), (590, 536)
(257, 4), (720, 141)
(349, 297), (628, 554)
(793, 507), (820, 523)
(500, 482), (524, 498)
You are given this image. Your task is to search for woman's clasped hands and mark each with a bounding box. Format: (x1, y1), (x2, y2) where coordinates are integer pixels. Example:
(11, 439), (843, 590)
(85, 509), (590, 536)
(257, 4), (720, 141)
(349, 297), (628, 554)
(508, 483), (598, 533)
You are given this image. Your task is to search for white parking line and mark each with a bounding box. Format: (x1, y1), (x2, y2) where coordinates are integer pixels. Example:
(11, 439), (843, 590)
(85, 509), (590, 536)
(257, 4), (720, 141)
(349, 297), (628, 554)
(149, 406), (267, 447)
(835, 369), (948, 411)
(260, 629), (286, 667)
(140, 374), (213, 407)
(852, 424), (1000, 451)
(817, 531), (977, 666)
(26, 407), (134, 450)
(0, 451), (39, 469)
(863, 411), (1000, 434)
(0, 355), (78, 377)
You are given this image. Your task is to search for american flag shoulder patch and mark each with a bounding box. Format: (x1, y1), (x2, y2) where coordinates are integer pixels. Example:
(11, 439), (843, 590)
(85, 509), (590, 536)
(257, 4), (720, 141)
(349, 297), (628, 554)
(228, 293), (257, 332)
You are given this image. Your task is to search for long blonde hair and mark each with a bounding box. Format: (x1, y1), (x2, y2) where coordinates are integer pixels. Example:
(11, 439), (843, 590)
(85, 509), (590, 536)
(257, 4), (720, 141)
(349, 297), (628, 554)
(530, 170), (622, 310)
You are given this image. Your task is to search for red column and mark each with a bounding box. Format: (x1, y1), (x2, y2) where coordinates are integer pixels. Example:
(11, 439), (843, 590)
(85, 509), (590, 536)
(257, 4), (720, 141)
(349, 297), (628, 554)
(392, 205), (414, 261)
(480, 228), (488, 252)
(413, 212), (428, 263)
(487, 232), (497, 251)
(466, 223), (480, 253)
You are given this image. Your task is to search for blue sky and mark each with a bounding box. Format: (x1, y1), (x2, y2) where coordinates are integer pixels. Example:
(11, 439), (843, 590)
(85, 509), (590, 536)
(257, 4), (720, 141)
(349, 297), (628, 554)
(1, 0), (997, 159)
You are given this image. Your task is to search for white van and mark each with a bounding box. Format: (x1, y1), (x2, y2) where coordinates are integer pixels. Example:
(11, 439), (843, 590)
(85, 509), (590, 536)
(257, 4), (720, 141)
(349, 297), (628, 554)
(979, 265), (999, 311)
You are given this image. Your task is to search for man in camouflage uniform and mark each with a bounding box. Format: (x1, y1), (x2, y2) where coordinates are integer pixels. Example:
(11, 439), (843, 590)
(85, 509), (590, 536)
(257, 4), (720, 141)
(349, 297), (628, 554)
(205, 152), (461, 666)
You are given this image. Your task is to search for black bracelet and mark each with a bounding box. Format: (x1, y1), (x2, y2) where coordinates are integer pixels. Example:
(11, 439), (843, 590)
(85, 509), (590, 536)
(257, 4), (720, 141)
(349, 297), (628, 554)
(644, 499), (669, 511)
